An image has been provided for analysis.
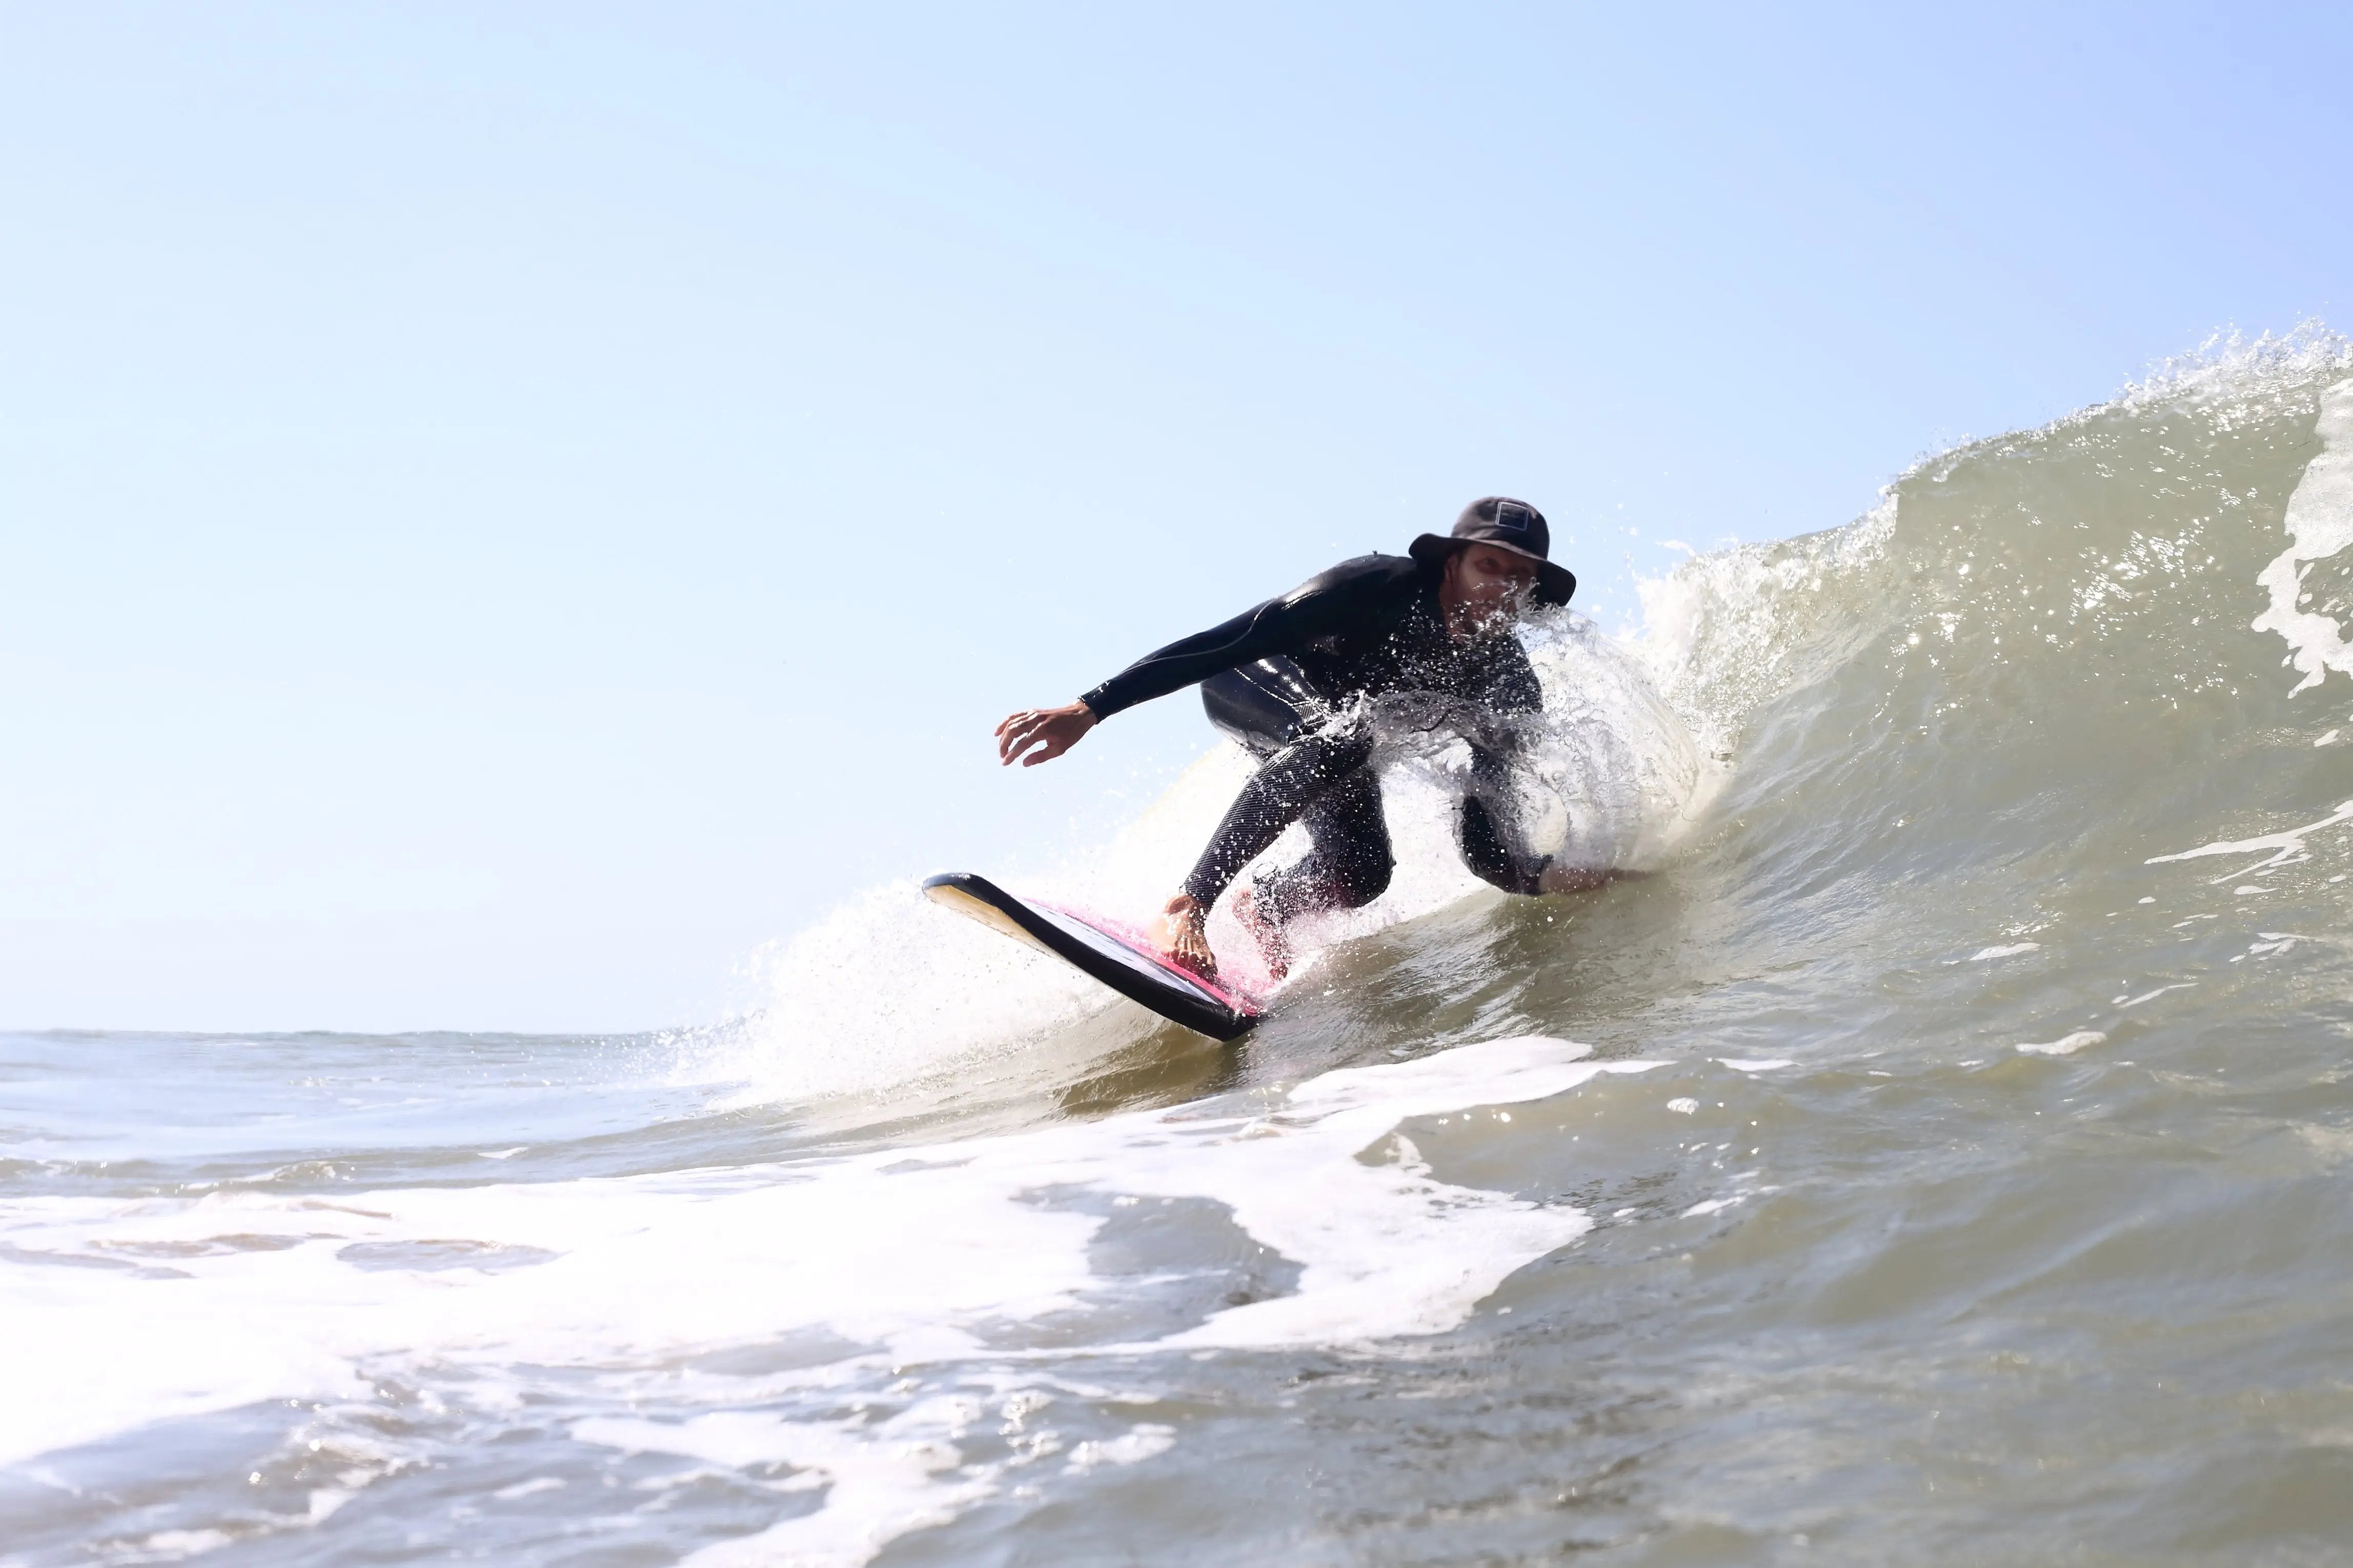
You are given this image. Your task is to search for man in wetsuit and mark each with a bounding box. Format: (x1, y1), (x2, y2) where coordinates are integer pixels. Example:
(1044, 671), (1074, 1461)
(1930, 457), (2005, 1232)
(997, 497), (1593, 978)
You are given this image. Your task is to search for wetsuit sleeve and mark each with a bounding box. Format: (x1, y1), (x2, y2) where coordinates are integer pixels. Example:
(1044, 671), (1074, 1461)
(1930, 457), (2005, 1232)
(1078, 600), (1288, 719)
(1077, 558), (1412, 719)
(1455, 635), (1546, 767)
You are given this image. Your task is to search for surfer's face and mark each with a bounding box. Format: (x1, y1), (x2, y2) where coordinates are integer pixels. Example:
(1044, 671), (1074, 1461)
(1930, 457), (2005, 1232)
(1442, 543), (1540, 633)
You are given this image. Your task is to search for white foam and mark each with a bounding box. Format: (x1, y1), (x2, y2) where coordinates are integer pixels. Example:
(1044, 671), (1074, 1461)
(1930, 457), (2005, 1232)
(492, 1476), (565, 1500)
(2017, 1031), (2107, 1057)
(2145, 798), (2353, 879)
(1063, 1424), (1175, 1473)
(1969, 943), (2042, 962)
(0, 1033), (1654, 1560)
(581, 1403), (995, 1568)
(708, 876), (1130, 1107)
(116, 1528), (235, 1562)
(2253, 377), (2353, 694)
(1716, 1057), (1794, 1072)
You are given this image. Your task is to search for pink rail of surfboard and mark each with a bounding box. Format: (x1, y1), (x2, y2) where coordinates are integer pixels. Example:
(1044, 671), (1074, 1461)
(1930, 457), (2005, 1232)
(1034, 902), (1265, 1019)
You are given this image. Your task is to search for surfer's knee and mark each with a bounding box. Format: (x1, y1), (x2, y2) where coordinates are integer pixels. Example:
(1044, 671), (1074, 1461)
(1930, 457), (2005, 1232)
(1333, 844), (1393, 907)
(1254, 844), (1390, 922)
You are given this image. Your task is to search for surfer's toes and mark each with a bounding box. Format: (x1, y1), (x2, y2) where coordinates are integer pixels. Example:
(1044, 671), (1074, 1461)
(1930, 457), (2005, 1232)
(1162, 929), (1216, 978)
(1151, 900), (1219, 978)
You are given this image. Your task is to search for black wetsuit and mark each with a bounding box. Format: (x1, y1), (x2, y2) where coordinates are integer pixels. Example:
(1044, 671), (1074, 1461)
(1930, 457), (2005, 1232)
(1080, 554), (1551, 923)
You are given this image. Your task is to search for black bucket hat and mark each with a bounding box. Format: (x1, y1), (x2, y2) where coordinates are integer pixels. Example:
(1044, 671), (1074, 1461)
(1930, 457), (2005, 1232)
(1408, 496), (1577, 607)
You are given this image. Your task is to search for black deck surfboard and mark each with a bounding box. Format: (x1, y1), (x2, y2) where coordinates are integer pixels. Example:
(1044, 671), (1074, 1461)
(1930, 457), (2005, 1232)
(921, 871), (1262, 1041)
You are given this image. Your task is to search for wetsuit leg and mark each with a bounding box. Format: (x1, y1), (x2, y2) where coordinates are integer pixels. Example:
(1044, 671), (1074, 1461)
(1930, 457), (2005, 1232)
(1179, 724), (1381, 908)
(1257, 765), (1393, 922)
(1188, 659), (1393, 918)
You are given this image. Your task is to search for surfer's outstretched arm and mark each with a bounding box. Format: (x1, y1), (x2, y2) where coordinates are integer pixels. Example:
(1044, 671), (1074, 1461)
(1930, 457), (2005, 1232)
(995, 601), (1282, 768)
(995, 560), (1415, 769)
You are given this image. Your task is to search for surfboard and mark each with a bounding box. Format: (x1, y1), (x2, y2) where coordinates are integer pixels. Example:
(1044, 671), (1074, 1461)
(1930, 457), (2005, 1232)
(921, 871), (1263, 1041)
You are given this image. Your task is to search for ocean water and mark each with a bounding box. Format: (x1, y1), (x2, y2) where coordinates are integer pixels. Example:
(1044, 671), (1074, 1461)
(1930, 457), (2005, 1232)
(10, 333), (2353, 1565)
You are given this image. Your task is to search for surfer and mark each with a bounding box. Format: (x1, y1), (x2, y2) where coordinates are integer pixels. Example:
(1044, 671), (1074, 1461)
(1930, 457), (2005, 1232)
(997, 497), (1603, 979)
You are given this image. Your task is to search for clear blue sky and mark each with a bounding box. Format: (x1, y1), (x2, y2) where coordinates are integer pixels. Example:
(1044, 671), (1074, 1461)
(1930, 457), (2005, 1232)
(3, 3), (2347, 1031)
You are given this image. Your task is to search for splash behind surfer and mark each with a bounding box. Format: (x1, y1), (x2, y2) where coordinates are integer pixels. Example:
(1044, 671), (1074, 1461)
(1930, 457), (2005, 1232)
(997, 497), (1603, 979)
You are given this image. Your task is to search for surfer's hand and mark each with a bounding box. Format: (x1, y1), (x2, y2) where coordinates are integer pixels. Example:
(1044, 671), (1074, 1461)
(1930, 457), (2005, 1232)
(1153, 893), (1217, 977)
(996, 702), (1098, 767)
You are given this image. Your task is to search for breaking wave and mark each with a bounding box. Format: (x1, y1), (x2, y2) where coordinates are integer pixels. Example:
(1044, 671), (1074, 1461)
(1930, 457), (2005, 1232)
(721, 327), (2353, 1114)
(18, 327), (2353, 1563)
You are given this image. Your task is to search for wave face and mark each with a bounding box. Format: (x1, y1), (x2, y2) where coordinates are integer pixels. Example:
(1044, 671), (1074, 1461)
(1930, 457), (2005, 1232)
(11, 333), (2353, 1563)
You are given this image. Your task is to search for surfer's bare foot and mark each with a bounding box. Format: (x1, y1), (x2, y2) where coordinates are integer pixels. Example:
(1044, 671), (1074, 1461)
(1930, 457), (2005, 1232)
(1152, 893), (1217, 976)
(1232, 883), (1292, 982)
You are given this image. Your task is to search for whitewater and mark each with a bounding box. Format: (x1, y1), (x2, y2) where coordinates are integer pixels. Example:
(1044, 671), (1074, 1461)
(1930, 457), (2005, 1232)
(9, 330), (2353, 1564)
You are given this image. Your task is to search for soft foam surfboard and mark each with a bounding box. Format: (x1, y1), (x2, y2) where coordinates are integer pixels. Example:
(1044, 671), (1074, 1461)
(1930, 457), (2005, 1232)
(921, 871), (1262, 1041)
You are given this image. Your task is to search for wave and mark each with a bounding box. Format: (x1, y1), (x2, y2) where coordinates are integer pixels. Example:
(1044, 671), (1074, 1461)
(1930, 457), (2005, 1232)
(708, 326), (2353, 1114)
(21, 326), (2353, 1563)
